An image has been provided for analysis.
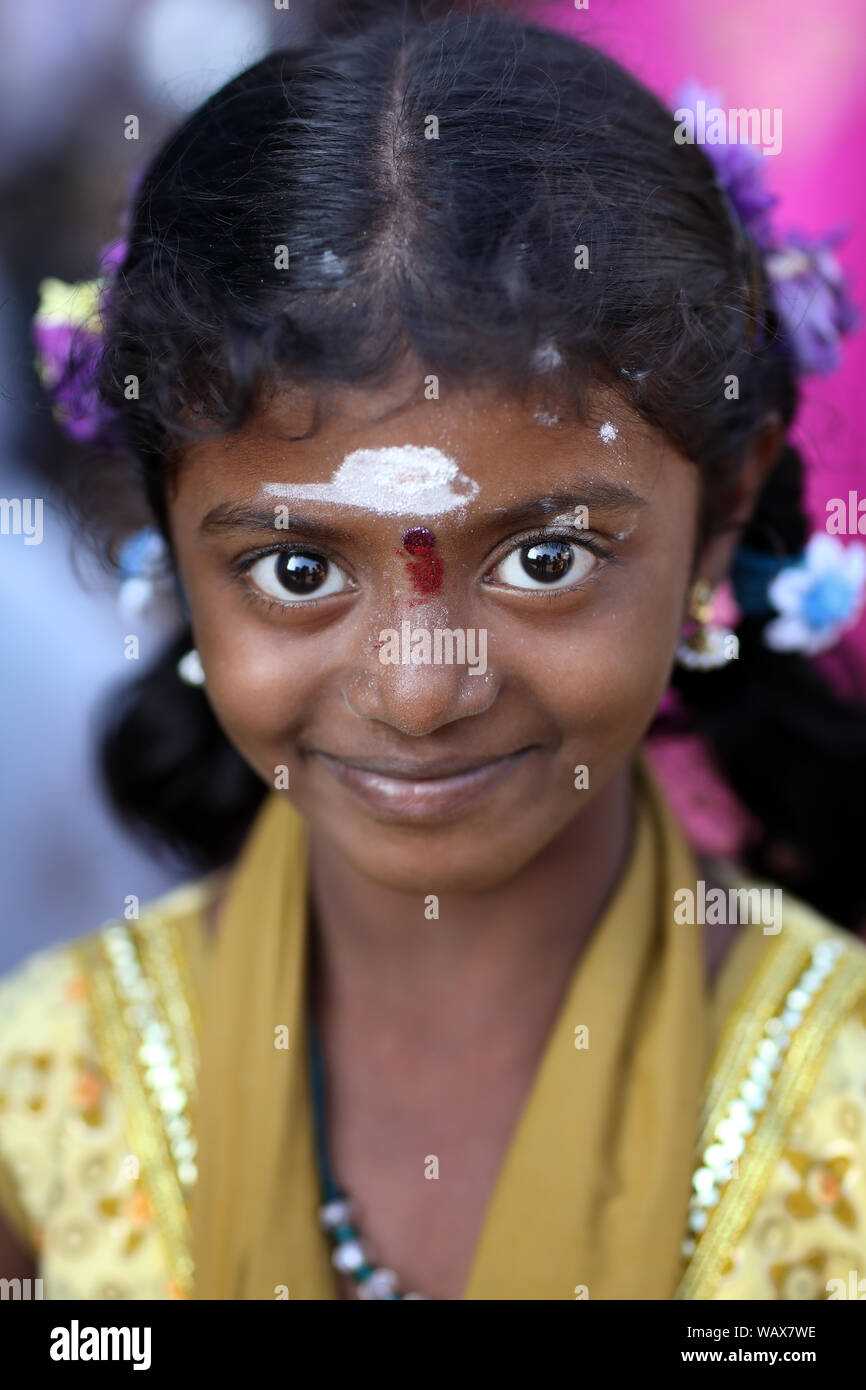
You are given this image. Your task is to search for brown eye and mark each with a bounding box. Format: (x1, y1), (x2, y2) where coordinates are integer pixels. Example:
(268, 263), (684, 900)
(520, 541), (573, 583)
(491, 539), (597, 591)
(248, 549), (349, 603)
(276, 551), (328, 593)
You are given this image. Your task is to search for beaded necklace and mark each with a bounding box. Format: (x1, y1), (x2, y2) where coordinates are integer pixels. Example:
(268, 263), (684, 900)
(307, 1019), (429, 1300)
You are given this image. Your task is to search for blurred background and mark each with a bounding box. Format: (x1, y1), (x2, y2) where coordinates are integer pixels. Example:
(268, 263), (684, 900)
(1, 0), (864, 969)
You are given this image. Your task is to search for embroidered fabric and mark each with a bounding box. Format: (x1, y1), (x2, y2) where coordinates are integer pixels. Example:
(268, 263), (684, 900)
(1, 879), (865, 1300)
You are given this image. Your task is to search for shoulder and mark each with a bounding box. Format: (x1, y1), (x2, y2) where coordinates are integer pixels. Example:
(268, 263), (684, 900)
(0, 874), (218, 1048)
(0, 875), (217, 1296)
(777, 887), (866, 1017)
(680, 882), (866, 1300)
(773, 888), (866, 1050)
(708, 860), (866, 1028)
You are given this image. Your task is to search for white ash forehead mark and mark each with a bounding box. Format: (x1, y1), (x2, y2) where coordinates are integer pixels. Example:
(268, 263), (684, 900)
(530, 342), (563, 373)
(320, 249), (348, 277)
(262, 445), (480, 517)
(599, 421), (618, 444)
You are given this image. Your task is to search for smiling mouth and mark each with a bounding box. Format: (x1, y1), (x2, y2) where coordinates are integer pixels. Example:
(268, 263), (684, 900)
(310, 746), (540, 822)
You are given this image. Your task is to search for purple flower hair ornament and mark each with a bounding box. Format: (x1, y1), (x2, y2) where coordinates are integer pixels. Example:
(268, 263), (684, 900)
(765, 230), (859, 376)
(31, 236), (126, 445)
(673, 85), (865, 657)
(673, 84), (859, 377)
(33, 233), (177, 616)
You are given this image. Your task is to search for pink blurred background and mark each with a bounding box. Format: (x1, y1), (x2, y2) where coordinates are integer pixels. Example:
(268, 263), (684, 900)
(536, 0), (866, 553)
(533, 0), (865, 534)
(531, 0), (866, 859)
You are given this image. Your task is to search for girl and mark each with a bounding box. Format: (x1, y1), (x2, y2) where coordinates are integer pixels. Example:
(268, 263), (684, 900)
(2, 0), (865, 1301)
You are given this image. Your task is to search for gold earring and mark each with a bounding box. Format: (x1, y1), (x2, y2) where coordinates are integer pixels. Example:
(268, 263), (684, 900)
(675, 580), (738, 670)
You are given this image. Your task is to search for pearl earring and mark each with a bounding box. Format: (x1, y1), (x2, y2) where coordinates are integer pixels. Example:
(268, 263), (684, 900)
(177, 648), (206, 686)
(675, 580), (738, 670)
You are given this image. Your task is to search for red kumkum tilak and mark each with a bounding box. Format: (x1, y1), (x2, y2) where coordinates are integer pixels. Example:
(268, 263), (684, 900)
(400, 526), (443, 599)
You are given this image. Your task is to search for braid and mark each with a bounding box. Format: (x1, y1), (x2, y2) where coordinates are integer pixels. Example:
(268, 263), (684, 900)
(670, 443), (866, 927)
(100, 629), (265, 869)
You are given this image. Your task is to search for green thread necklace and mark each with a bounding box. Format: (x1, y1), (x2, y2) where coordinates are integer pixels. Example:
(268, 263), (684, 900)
(307, 1017), (429, 1300)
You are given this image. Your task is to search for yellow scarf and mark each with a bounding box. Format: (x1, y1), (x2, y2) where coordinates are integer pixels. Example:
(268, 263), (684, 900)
(191, 761), (709, 1299)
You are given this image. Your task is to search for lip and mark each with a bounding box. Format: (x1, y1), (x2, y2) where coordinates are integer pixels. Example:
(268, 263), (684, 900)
(311, 747), (539, 822)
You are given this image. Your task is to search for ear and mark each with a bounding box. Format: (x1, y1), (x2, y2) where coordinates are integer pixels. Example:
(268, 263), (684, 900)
(697, 414), (786, 588)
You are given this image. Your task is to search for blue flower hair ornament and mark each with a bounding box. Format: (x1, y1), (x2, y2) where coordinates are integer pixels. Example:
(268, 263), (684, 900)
(116, 525), (173, 620)
(733, 536), (866, 655)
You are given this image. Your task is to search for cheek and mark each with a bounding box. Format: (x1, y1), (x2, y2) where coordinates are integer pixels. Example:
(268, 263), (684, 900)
(181, 579), (322, 768)
(510, 548), (690, 752)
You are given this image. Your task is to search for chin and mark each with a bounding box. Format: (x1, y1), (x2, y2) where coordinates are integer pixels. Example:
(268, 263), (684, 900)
(328, 823), (552, 896)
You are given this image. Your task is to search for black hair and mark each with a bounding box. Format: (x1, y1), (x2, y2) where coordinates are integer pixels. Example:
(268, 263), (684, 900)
(74, 0), (866, 924)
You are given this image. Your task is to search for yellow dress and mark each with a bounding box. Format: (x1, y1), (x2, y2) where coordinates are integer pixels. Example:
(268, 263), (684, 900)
(1, 772), (865, 1301)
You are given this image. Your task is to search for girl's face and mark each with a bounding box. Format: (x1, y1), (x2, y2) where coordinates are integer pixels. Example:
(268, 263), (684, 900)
(168, 375), (701, 892)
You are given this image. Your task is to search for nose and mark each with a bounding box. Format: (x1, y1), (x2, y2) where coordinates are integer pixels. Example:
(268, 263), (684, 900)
(342, 619), (498, 736)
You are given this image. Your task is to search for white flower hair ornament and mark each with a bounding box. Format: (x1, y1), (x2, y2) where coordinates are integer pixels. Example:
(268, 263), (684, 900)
(677, 536), (866, 673)
(763, 535), (866, 655)
(722, 534), (866, 659)
(116, 525), (172, 620)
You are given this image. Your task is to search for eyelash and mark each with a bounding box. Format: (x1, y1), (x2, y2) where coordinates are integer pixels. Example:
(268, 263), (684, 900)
(231, 527), (620, 611)
(486, 526), (618, 593)
(229, 542), (352, 614)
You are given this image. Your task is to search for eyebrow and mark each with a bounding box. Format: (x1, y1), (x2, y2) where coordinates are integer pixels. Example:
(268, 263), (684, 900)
(199, 483), (646, 540)
(199, 503), (354, 543)
(487, 485), (646, 529)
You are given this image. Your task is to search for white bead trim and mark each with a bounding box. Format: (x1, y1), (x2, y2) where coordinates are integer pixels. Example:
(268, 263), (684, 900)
(680, 937), (844, 1259)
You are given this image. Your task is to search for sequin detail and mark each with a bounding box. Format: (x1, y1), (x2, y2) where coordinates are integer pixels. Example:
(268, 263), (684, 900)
(78, 909), (202, 1296)
(102, 926), (198, 1190)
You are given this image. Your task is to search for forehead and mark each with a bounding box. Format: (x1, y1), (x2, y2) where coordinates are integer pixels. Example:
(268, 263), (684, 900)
(173, 372), (676, 518)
